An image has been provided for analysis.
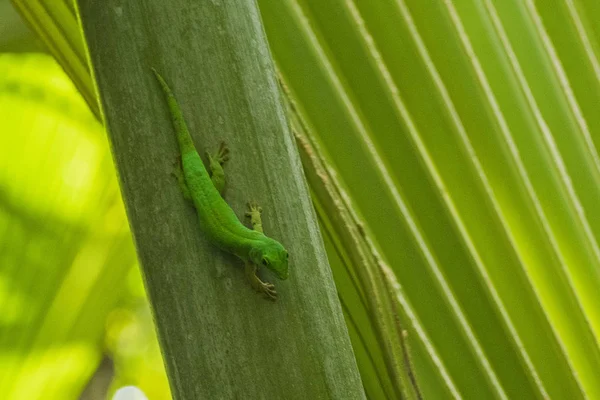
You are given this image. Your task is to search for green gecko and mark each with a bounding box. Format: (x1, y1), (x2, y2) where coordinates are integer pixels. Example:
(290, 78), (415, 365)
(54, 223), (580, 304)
(151, 68), (288, 301)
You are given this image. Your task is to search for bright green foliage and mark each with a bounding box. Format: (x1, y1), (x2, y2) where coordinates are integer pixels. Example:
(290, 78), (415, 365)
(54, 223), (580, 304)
(0, 53), (170, 400)
(6, 0), (600, 399)
(260, 0), (600, 398)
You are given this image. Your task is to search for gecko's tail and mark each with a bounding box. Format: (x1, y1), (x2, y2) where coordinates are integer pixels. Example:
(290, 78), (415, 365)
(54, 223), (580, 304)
(151, 68), (196, 154)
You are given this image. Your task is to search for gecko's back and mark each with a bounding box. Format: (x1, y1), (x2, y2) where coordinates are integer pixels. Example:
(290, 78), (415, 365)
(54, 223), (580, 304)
(152, 68), (289, 298)
(181, 150), (264, 258)
(152, 69), (264, 259)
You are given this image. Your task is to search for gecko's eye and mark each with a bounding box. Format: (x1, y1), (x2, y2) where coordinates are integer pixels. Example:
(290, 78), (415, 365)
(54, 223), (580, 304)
(286, 253), (289, 259)
(261, 258), (269, 266)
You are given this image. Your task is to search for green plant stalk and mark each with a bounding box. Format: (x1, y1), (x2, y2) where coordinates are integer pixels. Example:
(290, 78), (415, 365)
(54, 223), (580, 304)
(73, 0), (365, 398)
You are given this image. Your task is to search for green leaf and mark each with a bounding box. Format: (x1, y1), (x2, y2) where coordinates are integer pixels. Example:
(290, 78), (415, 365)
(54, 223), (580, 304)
(9, 0), (600, 399)
(261, 0), (600, 398)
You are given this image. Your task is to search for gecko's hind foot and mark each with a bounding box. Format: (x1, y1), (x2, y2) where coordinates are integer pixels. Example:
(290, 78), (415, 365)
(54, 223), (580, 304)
(207, 141), (230, 165)
(217, 141), (230, 163)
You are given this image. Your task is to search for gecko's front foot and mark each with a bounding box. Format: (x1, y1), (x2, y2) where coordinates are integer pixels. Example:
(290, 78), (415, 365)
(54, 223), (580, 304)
(245, 201), (263, 233)
(259, 281), (278, 301)
(245, 201), (262, 218)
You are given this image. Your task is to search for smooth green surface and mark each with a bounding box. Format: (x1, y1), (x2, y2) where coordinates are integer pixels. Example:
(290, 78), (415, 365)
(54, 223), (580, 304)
(76, 1), (364, 399)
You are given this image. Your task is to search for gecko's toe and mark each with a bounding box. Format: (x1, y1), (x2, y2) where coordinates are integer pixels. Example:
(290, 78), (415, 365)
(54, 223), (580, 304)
(246, 201), (262, 213)
(217, 142), (230, 163)
(262, 283), (277, 301)
(264, 291), (277, 301)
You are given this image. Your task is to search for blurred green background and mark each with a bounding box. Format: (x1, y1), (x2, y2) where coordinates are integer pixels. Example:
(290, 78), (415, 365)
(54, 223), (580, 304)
(0, 4), (171, 399)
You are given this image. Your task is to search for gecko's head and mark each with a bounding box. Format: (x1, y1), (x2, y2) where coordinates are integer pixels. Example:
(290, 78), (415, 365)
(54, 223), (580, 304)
(250, 239), (289, 280)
